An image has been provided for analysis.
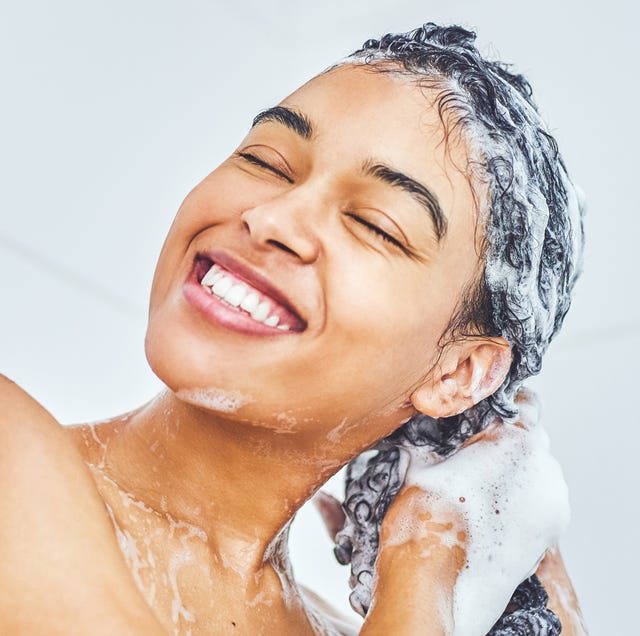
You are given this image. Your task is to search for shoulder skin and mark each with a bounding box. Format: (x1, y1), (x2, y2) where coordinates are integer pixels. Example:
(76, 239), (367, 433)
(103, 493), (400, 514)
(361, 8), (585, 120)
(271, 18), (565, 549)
(0, 375), (166, 635)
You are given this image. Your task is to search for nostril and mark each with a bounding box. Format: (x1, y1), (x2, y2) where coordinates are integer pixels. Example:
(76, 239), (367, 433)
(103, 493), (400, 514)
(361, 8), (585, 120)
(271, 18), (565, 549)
(241, 206), (318, 262)
(268, 239), (298, 256)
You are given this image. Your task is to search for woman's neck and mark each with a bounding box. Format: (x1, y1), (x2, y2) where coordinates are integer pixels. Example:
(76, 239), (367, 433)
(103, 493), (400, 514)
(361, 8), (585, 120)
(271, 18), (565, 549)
(74, 389), (363, 574)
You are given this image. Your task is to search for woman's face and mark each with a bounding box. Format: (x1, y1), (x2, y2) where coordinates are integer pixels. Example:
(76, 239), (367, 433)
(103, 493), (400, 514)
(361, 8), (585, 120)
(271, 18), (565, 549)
(146, 64), (481, 441)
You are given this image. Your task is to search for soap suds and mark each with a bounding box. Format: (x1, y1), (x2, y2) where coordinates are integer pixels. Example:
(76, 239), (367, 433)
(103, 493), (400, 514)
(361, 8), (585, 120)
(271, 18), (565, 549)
(326, 417), (353, 444)
(89, 465), (211, 634)
(88, 423), (108, 468)
(402, 404), (569, 636)
(263, 523), (343, 635)
(104, 501), (157, 606)
(168, 548), (197, 626)
(336, 28), (583, 635)
(177, 387), (252, 413)
(336, 394), (570, 634)
(274, 411), (299, 432)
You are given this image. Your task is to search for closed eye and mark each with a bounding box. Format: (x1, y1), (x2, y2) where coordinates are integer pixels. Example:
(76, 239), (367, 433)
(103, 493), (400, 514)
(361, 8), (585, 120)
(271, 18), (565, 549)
(345, 213), (406, 250)
(236, 151), (293, 184)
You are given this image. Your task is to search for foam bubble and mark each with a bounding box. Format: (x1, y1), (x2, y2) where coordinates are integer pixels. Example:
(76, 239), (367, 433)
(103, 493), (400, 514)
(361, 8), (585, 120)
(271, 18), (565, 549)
(176, 387), (252, 413)
(403, 401), (570, 636)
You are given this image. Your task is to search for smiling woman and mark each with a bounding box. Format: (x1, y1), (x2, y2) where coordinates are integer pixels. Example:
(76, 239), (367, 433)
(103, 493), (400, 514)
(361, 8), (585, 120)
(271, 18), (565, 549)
(146, 62), (483, 433)
(0, 22), (587, 636)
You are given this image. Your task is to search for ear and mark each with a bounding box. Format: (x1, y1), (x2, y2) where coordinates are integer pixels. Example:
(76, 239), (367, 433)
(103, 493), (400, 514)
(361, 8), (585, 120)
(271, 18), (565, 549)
(411, 338), (512, 418)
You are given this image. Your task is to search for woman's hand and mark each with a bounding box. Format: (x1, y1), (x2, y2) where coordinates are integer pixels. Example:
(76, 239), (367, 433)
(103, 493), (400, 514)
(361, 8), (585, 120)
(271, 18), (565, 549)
(360, 486), (466, 635)
(315, 487), (466, 635)
(319, 395), (572, 635)
(388, 407), (569, 635)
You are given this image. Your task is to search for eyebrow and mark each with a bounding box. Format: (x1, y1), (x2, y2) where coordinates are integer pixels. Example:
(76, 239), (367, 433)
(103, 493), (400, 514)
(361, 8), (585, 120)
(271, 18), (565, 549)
(252, 106), (313, 140)
(363, 161), (447, 241)
(250, 106), (446, 241)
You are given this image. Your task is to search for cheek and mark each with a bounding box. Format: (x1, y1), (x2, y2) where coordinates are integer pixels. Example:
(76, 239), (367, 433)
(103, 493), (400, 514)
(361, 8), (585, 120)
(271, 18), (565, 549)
(148, 222), (183, 308)
(331, 255), (449, 341)
(164, 165), (250, 241)
(323, 262), (450, 391)
(149, 171), (242, 306)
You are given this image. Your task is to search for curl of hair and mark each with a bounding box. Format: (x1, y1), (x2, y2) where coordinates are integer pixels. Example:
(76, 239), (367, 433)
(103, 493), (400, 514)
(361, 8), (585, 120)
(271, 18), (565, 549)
(333, 23), (584, 633)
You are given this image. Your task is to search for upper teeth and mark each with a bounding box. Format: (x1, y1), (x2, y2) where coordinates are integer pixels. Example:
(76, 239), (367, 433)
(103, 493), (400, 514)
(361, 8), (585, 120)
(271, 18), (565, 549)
(240, 292), (260, 314)
(201, 264), (290, 330)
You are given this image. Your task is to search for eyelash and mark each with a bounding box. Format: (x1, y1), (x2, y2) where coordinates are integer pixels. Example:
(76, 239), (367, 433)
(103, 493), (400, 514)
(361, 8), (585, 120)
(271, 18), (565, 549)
(345, 213), (406, 249)
(237, 151), (409, 254)
(237, 151), (293, 183)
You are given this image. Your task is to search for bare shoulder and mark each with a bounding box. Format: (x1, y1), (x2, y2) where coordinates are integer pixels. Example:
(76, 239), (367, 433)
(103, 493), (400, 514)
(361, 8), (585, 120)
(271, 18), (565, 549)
(0, 373), (60, 429)
(0, 374), (98, 522)
(0, 374), (75, 488)
(0, 374), (166, 635)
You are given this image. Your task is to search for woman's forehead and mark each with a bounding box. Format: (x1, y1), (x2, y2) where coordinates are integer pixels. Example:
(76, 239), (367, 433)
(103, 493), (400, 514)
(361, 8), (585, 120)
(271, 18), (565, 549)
(273, 64), (476, 190)
(282, 64), (447, 140)
(268, 64), (480, 240)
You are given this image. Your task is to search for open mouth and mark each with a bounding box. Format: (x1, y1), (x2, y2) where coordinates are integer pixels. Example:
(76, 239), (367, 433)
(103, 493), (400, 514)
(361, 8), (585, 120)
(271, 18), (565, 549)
(191, 254), (307, 333)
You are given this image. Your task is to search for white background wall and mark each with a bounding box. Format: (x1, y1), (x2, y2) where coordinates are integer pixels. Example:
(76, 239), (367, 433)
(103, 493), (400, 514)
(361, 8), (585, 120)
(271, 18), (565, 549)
(1, 1), (637, 633)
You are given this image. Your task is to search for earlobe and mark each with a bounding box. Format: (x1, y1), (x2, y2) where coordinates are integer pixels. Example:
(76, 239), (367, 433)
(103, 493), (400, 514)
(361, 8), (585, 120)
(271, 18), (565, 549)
(411, 339), (511, 418)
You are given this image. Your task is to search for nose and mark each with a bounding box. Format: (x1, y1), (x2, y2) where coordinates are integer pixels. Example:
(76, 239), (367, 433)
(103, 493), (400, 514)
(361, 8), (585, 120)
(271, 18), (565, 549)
(240, 191), (322, 263)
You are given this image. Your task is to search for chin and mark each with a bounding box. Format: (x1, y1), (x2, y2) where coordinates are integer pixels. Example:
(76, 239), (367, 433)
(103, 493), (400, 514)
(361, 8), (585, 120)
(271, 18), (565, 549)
(144, 316), (263, 414)
(144, 317), (204, 394)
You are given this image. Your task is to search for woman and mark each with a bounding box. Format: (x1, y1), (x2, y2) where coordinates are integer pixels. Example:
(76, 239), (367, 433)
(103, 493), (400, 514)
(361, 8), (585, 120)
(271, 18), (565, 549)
(0, 24), (587, 635)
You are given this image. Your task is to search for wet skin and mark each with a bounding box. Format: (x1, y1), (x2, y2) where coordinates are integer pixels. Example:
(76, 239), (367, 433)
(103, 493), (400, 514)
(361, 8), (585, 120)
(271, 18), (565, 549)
(72, 64), (493, 634)
(0, 63), (586, 635)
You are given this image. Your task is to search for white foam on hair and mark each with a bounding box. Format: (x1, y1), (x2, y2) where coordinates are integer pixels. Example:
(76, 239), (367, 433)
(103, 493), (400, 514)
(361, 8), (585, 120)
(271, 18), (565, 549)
(402, 393), (570, 636)
(176, 387), (252, 413)
(465, 78), (584, 343)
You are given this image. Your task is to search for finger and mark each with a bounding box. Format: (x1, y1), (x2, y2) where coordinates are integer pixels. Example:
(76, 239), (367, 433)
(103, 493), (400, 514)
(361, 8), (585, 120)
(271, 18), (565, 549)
(312, 490), (346, 542)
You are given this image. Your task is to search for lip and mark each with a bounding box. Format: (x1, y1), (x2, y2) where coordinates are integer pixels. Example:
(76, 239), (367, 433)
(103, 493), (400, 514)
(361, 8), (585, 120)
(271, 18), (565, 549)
(182, 250), (307, 336)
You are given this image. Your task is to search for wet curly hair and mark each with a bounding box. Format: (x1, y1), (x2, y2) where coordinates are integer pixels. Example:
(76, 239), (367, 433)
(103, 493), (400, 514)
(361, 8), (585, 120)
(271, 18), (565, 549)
(332, 23), (585, 635)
